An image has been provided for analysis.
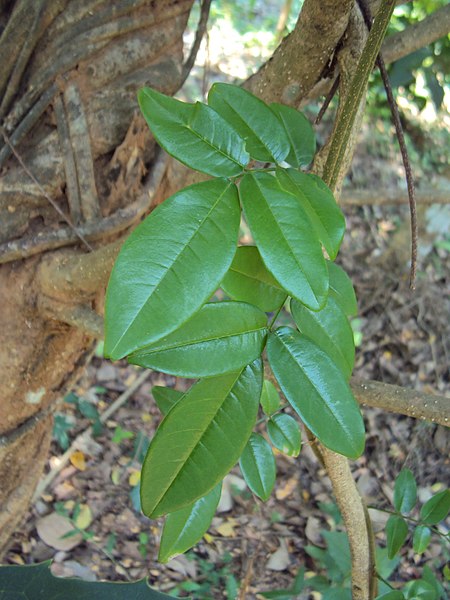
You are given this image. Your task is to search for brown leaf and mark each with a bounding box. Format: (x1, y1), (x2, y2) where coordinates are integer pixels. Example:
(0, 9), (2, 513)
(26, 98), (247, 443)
(36, 512), (83, 551)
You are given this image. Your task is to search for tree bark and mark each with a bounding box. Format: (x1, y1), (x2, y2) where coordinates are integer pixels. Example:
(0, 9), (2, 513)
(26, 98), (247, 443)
(0, 0), (194, 554)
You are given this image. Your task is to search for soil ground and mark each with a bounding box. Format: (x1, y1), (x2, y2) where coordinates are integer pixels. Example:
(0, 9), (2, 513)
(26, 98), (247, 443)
(4, 3), (449, 598)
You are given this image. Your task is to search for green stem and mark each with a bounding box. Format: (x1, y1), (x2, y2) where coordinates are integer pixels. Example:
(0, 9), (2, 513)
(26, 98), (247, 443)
(368, 505), (449, 540)
(322, 0), (396, 190)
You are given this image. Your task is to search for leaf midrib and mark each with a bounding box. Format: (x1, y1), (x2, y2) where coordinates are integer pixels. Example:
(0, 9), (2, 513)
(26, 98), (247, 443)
(249, 175), (320, 305)
(149, 369), (246, 515)
(112, 183), (235, 355)
(132, 325), (267, 357)
(275, 333), (358, 451)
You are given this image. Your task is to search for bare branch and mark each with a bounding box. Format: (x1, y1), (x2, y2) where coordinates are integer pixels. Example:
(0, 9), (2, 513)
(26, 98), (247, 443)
(382, 4), (450, 65)
(321, 448), (377, 600)
(351, 379), (450, 427)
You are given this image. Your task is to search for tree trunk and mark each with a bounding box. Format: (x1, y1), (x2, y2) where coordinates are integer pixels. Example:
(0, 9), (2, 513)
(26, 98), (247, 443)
(0, 0), (194, 554)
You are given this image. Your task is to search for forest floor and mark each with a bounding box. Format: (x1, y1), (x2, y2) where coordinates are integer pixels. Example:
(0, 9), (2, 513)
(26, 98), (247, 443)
(5, 3), (450, 598)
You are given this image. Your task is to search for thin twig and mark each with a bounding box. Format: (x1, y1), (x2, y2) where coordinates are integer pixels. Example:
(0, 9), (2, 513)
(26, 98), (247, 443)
(0, 127), (93, 252)
(180, 0), (212, 88)
(357, 0), (418, 288)
(32, 369), (151, 502)
(315, 75), (340, 124)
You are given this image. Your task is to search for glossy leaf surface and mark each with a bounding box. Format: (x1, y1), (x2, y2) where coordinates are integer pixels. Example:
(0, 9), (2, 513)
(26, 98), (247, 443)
(138, 87), (248, 177)
(0, 561), (173, 599)
(140, 360), (262, 517)
(291, 296), (355, 379)
(386, 515), (408, 559)
(239, 433), (276, 501)
(221, 246), (286, 312)
(412, 525), (431, 554)
(393, 469), (417, 514)
(270, 103), (315, 167)
(267, 413), (301, 457)
(419, 489), (450, 525)
(152, 387), (184, 416)
(327, 261), (358, 317)
(105, 179), (240, 359)
(208, 83), (290, 163)
(159, 483), (221, 563)
(260, 379), (281, 416)
(276, 168), (345, 260)
(267, 328), (365, 458)
(240, 172), (328, 311)
(130, 302), (267, 377)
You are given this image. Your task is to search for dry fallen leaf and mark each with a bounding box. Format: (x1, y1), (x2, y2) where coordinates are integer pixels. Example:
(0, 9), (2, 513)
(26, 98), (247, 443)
(128, 470), (141, 487)
(36, 512), (83, 551)
(216, 518), (238, 538)
(70, 450), (86, 471)
(266, 538), (290, 571)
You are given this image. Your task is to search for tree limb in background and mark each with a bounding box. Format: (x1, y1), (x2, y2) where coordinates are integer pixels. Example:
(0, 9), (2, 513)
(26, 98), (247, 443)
(382, 4), (450, 65)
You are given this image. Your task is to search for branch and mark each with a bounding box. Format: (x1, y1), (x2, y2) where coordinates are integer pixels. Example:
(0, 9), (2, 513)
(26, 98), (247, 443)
(179, 0), (212, 87)
(351, 379), (449, 427)
(245, 0), (354, 105)
(382, 4), (450, 65)
(321, 447), (377, 600)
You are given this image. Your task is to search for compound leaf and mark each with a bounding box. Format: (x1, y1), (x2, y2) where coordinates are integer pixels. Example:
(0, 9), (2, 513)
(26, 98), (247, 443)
(239, 433), (276, 500)
(138, 87), (248, 177)
(208, 83), (290, 163)
(267, 413), (301, 457)
(276, 168), (345, 260)
(159, 483), (222, 563)
(240, 172), (328, 311)
(291, 296), (355, 379)
(130, 302), (267, 377)
(270, 103), (315, 167)
(267, 328), (365, 458)
(221, 246), (286, 312)
(140, 360), (262, 517)
(105, 179), (240, 359)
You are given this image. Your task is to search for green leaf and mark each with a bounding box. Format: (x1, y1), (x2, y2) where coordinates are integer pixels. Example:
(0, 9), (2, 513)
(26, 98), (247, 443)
(158, 483), (221, 563)
(276, 168), (345, 260)
(327, 261), (358, 317)
(420, 489), (450, 525)
(129, 302), (267, 377)
(404, 580), (436, 600)
(239, 433), (276, 500)
(140, 360), (262, 517)
(240, 172), (328, 311)
(0, 561), (175, 599)
(267, 414), (301, 457)
(412, 525), (432, 554)
(386, 515), (409, 559)
(260, 379), (281, 416)
(375, 592), (405, 600)
(393, 469), (417, 513)
(138, 87), (248, 177)
(208, 82), (290, 163)
(105, 179), (240, 359)
(267, 328), (365, 458)
(221, 246), (286, 312)
(270, 103), (315, 167)
(152, 387), (184, 416)
(422, 564), (446, 599)
(291, 296), (355, 379)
